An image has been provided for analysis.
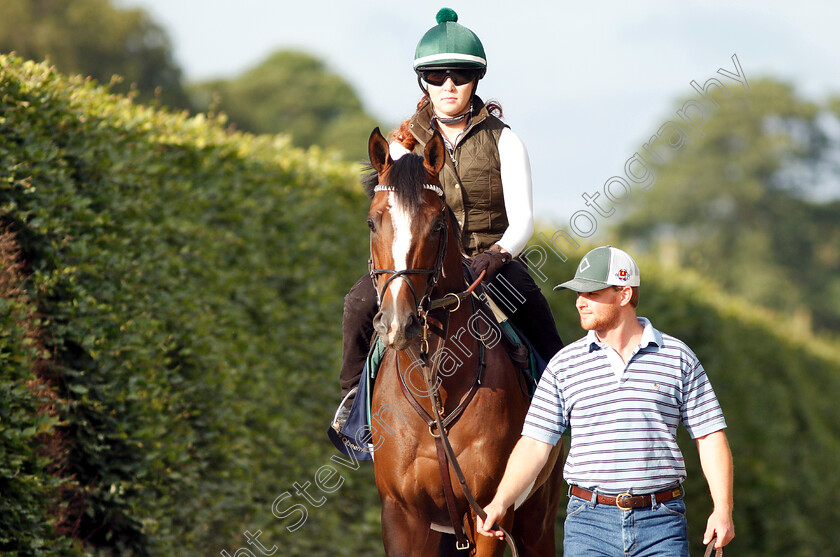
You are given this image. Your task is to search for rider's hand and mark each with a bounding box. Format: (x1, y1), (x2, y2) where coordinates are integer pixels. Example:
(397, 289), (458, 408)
(470, 245), (509, 280)
(476, 501), (506, 540)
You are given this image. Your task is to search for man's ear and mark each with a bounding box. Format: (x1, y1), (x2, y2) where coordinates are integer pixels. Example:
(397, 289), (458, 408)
(618, 286), (633, 307)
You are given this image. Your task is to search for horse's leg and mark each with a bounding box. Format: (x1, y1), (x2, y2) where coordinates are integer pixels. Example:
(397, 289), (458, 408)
(380, 496), (440, 557)
(509, 475), (565, 557)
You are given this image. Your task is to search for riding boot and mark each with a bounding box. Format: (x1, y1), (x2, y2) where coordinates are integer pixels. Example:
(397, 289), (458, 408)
(486, 260), (563, 363)
(339, 274), (379, 400)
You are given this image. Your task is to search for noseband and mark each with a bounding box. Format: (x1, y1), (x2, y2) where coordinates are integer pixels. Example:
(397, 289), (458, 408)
(368, 184), (448, 314)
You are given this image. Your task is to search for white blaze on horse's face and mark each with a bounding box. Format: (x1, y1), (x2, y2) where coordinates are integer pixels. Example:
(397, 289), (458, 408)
(385, 191), (413, 340)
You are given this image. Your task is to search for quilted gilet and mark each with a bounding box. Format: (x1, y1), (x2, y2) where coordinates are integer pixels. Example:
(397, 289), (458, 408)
(407, 97), (509, 257)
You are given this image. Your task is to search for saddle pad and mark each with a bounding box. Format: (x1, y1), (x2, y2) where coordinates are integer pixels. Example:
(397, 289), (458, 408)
(326, 340), (385, 462)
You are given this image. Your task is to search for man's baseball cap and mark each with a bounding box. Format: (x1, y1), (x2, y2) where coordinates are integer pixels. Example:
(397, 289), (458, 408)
(553, 246), (640, 292)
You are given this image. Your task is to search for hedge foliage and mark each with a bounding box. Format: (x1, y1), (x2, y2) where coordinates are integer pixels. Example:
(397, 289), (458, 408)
(2, 54), (840, 556)
(0, 54), (381, 555)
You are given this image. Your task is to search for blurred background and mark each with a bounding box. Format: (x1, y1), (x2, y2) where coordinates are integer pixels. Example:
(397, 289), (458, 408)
(2, 0), (840, 555)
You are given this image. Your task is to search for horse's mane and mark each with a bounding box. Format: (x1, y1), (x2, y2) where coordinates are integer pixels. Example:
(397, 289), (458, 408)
(360, 153), (430, 214)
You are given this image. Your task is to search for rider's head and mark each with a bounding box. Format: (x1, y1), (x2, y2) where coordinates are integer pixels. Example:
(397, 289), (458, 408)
(413, 8), (486, 106)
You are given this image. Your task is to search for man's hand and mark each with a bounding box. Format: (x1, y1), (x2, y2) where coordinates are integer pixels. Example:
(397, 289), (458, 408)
(476, 500), (507, 540)
(703, 508), (734, 549)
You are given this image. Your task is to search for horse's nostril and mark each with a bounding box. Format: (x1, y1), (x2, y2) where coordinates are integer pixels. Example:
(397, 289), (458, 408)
(372, 310), (388, 335)
(404, 313), (421, 338)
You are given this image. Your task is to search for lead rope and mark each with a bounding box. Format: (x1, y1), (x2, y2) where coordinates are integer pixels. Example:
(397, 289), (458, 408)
(409, 342), (520, 557)
(704, 535), (723, 557)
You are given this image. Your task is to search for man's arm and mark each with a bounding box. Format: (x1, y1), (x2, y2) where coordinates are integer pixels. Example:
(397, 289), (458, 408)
(696, 429), (735, 549)
(477, 435), (555, 539)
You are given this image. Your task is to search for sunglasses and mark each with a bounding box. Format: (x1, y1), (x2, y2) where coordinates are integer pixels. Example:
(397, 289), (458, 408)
(418, 68), (479, 87)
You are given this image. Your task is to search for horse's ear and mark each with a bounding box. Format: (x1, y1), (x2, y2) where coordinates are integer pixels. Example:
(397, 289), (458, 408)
(423, 131), (446, 176)
(368, 127), (391, 173)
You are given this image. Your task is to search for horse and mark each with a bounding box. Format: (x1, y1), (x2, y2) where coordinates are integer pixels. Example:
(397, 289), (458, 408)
(364, 127), (565, 556)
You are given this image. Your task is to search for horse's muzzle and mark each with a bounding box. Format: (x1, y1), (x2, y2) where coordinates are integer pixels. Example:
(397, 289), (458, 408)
(373, 307), (421, 350)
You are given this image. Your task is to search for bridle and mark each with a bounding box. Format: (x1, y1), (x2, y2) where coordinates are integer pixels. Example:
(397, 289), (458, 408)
(368, 183), (448, 317)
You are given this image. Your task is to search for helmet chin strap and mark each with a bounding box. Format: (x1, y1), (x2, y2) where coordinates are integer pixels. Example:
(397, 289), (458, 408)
(434, 101), (472, 125)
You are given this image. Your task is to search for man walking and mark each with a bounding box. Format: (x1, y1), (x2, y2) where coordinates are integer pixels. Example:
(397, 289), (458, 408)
(477, 246), (734, 555)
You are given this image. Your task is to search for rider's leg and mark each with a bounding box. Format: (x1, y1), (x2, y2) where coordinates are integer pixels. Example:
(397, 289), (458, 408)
(486, 260), (563, 363)
(339, 274), (378, 400)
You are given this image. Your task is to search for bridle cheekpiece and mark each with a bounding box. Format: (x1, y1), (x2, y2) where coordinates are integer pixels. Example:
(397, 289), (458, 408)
(368, 183), (448, 315)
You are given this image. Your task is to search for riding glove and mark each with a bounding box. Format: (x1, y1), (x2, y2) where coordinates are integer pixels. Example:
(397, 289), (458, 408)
(470, 245), (509, 279)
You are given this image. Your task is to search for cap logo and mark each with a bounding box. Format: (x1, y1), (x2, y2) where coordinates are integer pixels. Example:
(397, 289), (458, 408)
(616, 269), (629, 282)
(578, 257), (590, 274)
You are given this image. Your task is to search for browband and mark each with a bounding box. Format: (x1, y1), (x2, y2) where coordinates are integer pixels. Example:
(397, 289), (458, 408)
(374, 184), (444, 197)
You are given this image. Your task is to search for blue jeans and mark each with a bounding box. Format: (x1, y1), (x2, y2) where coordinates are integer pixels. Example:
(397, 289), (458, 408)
(564, 491), (689, 556)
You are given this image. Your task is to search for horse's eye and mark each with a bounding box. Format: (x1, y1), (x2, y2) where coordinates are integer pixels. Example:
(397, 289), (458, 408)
(367, 218), (376, 231)
(433, 219), (446, 233)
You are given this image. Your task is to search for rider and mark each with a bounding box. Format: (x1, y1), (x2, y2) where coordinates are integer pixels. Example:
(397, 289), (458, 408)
(335, 7), (562, 423)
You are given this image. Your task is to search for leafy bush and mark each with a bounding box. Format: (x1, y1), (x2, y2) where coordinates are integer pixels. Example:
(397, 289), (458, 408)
(1, 54), (379, 555)
(1, 229), (76, 556)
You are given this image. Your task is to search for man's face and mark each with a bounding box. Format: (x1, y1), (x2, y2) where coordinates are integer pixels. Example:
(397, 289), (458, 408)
(575, 287), (623, 332)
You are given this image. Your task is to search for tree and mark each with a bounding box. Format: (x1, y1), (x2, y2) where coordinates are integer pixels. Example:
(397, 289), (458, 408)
(190, 50), (382, 161)
(0, 0), (192, 110)
(615, 78), (840, 332)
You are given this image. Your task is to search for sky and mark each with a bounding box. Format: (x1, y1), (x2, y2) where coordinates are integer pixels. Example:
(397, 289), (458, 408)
(118, 0), (840, 223)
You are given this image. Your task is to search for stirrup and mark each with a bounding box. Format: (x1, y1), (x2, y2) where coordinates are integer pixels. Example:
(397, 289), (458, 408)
(331, 386), (358, 432)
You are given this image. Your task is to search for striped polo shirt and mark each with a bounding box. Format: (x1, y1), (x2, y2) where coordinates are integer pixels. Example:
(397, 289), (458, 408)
(521, 317), (727, 494)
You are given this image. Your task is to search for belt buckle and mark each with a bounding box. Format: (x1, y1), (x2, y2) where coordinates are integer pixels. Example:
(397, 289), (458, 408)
(616, 492), (634, 511)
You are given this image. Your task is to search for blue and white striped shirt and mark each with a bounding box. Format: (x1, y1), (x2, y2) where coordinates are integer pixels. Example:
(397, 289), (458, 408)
(521, 317), (727, 494)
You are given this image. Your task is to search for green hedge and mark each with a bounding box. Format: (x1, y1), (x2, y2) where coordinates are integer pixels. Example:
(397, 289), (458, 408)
(1, 229), (74, 556)
(1, 54), (381, 555)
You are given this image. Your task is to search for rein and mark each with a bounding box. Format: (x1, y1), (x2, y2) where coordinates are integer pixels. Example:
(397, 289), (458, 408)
(704, 536), (723, 557)
(399, 281), (519, 555)
(407, 322), (520, 557)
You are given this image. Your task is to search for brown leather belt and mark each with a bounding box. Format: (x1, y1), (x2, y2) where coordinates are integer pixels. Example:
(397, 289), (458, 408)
(570, 485), (683, 510)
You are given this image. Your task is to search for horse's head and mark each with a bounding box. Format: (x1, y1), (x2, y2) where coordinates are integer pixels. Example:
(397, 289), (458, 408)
(366, 127), (450, 350)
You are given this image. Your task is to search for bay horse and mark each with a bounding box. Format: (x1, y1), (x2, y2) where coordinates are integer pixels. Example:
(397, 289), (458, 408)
(364, 127), (564, 556)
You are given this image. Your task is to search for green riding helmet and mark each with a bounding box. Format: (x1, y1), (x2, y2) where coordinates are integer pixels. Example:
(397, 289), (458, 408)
(414, 7), (487, 78)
